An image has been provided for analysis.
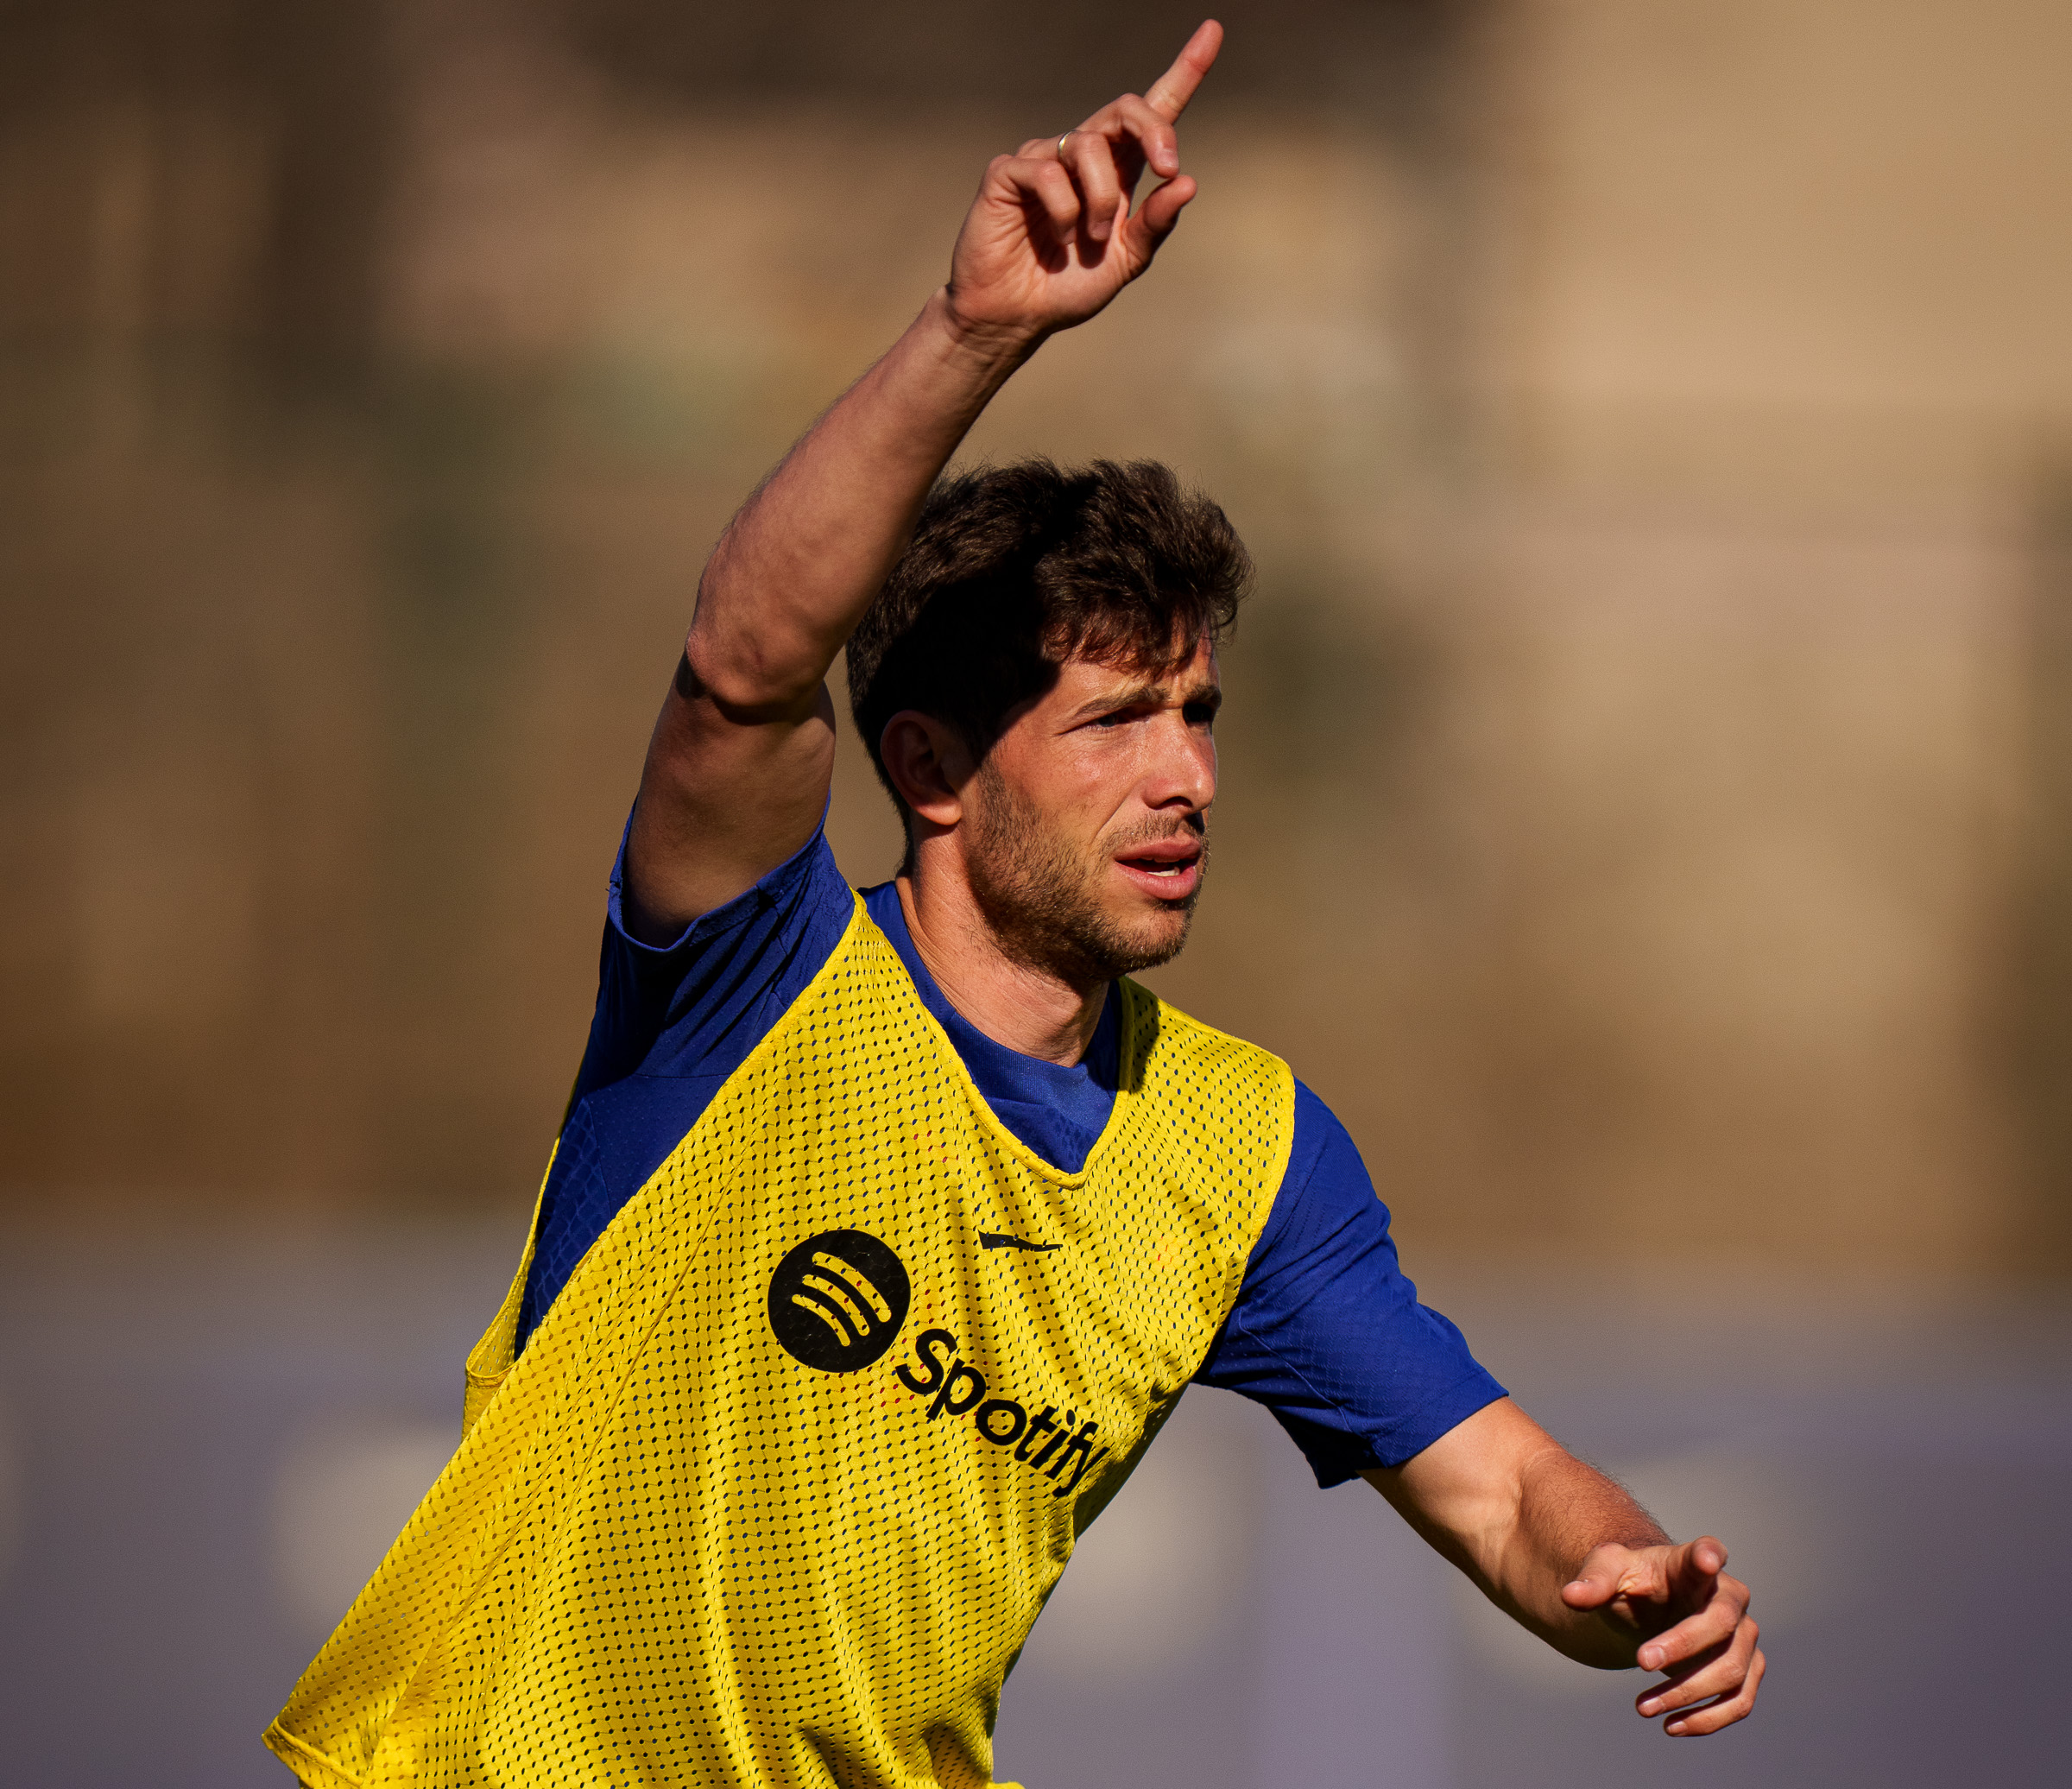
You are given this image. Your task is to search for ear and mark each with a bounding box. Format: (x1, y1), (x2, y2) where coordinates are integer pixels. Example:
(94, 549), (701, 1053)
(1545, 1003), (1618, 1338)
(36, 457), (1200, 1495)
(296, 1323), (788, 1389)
(879, 711), (976, 829)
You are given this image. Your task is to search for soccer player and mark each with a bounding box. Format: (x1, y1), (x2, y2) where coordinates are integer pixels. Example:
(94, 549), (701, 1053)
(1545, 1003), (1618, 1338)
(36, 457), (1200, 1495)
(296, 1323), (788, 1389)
(268, 22), (1762, 1788)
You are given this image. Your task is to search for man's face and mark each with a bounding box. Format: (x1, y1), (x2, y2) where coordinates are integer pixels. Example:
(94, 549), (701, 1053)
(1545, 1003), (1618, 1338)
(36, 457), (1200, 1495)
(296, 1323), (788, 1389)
(960, 635), (1219, 983)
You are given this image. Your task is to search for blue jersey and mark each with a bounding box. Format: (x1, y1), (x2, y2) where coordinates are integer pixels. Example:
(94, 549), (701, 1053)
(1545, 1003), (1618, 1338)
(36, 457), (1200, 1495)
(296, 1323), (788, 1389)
(521, 818), (1501, 1485)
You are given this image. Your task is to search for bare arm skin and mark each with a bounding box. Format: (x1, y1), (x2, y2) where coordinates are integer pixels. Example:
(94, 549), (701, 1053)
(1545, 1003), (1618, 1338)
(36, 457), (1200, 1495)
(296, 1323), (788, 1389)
(1366, 1398), (1766, 1736)
(621, 22), (1226, 942)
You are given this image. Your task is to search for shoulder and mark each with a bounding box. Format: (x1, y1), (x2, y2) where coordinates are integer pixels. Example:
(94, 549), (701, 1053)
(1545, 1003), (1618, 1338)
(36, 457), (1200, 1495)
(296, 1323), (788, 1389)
(605, 814), (852, 964)
(1125, 981), (1293, 1101)
(1123, 982), (1296, 1220)
(1200, 1076), (1507, 1481)
(583, 817), (858, 1086)
(1257, 1080), (1389, 1270)
(1286, 1080), (1362, 1195)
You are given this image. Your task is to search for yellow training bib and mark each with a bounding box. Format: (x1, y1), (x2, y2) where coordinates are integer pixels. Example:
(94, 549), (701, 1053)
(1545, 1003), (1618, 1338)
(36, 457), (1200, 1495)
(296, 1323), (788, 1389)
(267, 896), (1294, 1789)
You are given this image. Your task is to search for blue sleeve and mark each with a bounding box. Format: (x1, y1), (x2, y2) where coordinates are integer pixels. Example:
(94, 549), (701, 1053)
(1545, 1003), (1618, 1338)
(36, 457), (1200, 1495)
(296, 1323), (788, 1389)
(1193, 1081), (1505, 1485)
(516, 810), (856, 1346)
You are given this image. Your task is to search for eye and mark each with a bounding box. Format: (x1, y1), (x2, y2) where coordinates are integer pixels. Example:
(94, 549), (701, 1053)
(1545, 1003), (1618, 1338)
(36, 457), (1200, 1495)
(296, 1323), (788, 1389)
(1184, 698), (1220, 728)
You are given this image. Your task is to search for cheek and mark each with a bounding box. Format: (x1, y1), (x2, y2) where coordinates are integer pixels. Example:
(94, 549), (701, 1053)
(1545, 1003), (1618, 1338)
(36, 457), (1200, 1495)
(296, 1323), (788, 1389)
(1028, 736), (1127, 807)
(1078, 744), (1156, 827)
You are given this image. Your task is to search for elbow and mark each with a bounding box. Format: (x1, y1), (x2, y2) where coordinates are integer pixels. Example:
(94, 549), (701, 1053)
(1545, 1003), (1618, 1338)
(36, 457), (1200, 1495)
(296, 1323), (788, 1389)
(677, 629), (826, 720)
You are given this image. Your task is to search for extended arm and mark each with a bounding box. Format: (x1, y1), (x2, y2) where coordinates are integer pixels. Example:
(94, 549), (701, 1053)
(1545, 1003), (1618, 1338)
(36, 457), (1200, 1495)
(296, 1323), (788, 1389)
(1366, 1398), (1765, 1735)
(622, 22), (1225, 941)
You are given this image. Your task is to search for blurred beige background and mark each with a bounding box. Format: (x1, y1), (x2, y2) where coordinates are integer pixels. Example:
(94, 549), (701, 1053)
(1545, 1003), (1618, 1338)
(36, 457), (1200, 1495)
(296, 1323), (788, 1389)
(8, 0), (2071, 1277)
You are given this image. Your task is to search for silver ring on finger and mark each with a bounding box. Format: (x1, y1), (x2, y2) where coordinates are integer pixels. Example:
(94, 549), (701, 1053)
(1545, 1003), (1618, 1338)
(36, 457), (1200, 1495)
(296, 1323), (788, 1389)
(1057, 131), (1073, 158)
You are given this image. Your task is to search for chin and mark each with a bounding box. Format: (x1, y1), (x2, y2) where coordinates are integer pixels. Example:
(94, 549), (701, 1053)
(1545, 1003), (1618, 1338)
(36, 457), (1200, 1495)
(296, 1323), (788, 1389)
(1096, 904), (1197, 977)
(962, 800), (1205, 983)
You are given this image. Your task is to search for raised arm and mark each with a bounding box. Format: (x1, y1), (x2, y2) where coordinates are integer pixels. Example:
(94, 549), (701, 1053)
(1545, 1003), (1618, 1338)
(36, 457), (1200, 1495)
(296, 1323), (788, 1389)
(1366, 1398), (1766, 1735)
(621, 22), (1225, 941)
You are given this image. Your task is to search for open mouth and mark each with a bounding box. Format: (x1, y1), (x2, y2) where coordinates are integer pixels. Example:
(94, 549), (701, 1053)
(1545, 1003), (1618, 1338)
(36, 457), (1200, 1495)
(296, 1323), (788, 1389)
(1114, 842), (1203, 899)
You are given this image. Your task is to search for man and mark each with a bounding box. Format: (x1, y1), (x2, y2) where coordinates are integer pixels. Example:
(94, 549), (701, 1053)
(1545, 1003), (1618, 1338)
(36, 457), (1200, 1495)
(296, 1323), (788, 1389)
(268, 22), (1762, 1788)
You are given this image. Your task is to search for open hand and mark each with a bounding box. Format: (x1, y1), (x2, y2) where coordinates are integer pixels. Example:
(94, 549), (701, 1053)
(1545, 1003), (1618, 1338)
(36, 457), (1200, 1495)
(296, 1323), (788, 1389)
(1562, 1535), (1766, 1736)
(943, 19), (1222, 343)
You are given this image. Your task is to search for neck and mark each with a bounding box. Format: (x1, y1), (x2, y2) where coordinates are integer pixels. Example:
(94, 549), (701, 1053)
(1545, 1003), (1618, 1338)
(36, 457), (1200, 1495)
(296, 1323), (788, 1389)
(895, 871), (1107, 1067)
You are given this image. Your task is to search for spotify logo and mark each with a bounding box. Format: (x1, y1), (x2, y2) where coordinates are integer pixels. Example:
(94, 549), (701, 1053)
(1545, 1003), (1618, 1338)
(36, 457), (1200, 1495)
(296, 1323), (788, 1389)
(767, 1230), (911, 1371)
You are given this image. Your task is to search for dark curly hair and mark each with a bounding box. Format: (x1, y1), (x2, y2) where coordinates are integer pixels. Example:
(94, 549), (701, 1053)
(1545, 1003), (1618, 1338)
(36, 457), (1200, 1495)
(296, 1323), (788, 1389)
(847, 458), (1250, 834)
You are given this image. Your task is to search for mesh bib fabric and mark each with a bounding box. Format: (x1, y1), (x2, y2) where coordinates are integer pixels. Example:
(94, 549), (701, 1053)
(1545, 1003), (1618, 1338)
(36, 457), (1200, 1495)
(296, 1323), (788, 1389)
(266, 897), (1294, 1789)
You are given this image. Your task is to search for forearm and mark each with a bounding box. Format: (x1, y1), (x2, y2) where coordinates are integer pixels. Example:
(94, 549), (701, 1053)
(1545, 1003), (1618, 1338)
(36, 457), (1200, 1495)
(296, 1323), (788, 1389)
(622, 27), (1216, 935)
(1371, 1399), (1666, 1668)
(687, 292), (1038, 709)
(622, 294), (1037, 932)
(1378, 1395), (1763, 1727)
(1491, 1447), (1669, 1665)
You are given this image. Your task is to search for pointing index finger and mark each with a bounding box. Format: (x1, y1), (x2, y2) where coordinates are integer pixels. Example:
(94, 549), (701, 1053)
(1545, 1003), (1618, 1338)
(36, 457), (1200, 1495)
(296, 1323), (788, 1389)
(1671, 1535), (1730, 1595)
(1144, 19), (1223, 123)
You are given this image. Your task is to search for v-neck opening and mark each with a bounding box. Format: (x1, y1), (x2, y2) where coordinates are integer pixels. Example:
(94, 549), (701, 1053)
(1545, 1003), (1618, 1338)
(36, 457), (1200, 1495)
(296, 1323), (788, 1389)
(858, 882), (1131, 1185)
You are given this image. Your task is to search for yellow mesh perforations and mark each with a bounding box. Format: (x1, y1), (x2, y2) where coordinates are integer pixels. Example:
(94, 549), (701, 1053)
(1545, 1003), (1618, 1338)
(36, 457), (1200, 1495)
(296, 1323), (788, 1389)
(266, 897), (1295, 1789)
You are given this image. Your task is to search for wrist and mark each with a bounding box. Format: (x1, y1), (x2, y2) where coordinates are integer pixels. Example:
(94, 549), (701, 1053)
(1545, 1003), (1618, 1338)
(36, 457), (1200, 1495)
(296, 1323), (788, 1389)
(925, 287), (1047, 375)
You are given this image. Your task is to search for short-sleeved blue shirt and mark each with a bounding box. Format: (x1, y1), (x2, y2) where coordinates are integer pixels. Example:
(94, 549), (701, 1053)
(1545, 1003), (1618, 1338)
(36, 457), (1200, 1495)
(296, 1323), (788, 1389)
(520, 817), (1502, 1485)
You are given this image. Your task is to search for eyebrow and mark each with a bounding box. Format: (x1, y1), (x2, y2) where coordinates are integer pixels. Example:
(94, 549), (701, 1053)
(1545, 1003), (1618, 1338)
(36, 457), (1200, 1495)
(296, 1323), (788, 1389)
(1069, 676), (1222, 719)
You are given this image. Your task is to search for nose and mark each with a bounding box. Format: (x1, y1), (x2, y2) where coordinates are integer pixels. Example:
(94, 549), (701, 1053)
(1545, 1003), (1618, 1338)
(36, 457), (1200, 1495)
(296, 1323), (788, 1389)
(1142, 710), (1216, 813)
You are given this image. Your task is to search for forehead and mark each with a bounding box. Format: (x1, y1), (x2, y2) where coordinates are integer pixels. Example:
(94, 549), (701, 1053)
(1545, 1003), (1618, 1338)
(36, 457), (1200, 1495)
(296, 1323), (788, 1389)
(1052, 633), (1220, 699)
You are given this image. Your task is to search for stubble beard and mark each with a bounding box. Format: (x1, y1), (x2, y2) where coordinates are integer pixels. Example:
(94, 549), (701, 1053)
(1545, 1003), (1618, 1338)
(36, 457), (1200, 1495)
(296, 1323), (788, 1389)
(963, 760), (1207, 985)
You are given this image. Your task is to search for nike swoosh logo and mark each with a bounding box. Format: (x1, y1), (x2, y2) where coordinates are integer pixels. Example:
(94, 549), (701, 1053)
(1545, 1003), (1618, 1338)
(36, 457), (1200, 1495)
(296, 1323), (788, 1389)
(979, 1232), (1062, 1254)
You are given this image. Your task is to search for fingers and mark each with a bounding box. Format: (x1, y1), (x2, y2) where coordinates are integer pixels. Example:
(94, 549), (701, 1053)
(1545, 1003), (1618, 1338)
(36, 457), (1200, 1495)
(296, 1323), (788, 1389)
(1637, 1570), (1750, 1673)
(1560, 1543), (1649, 1612)
(1637, 1615), (1761, 1729)
(1036, 99), (1195, 259)
(1658, 1642), (1767, 1738)
(1058, 131), (1127, 243)
(1074, 94), (1183, 184)
(1143, 18), (1223, 122)
(1013, 19), (1214, 253)
(1670, 1533), (1729, 1592)
(1124, 173), (1197, 260)
(976, 22), (1216, 291)
(989, 153), (1083, 252)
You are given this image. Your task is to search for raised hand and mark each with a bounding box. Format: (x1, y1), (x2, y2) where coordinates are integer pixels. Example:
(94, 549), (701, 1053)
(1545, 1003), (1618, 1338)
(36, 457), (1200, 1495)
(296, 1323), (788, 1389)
(1562, 1535), (1766, 1736)
(944, 20), (1222, 343)
(631, 26), (1219, 934)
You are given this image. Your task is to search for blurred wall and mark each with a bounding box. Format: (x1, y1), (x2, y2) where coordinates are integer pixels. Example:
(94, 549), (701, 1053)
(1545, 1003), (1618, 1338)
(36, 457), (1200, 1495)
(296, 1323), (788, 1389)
(3, 0), (2069, 1276)
(1451, 0), (2072, 1270)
